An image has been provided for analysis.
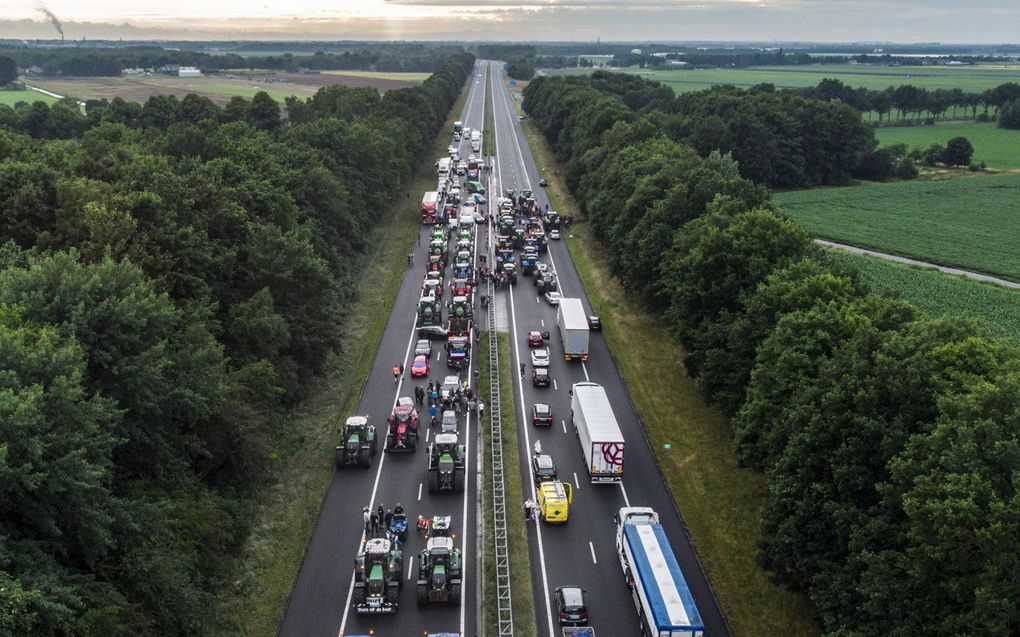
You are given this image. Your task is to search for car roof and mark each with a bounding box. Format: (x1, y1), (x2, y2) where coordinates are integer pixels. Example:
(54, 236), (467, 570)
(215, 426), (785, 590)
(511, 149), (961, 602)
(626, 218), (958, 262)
(534, 403), (550, 412)
(414, 355), (427, 362)
(443, 375), (459, 384)
(534, 348), (549, 355)
(534, 368), (548, 375)
(534, 454), (554, 469)
(558, 586), (585, 606)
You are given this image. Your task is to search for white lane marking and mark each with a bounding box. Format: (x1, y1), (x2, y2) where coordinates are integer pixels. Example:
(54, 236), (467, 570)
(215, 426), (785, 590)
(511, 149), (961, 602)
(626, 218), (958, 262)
(426, 427), (431, 442)
(505, 219), (557, 637)
(553, 379), (558, 391)
(541, 319), (545, 327)
(581, 361), (590, 382)
(589, 541), (598, 564)
(418, 482), (423, 501)
(408, 556), (415, 580)
(340, 65), (482, 636)
(536, 296), (539, 304)
(438, 350), (443, 362)
(573, 472), (580, 489)
(562, 419), (567, 434)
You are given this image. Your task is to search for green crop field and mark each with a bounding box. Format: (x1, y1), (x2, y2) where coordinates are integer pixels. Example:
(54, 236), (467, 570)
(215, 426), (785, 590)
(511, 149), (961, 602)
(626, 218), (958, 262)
(775, 173), (1020, 281)
(544, 64), (1020, 94)
(0, 89), (57, 106)
(875, 121), (1020, 168)
(826, 249), (1020, 343)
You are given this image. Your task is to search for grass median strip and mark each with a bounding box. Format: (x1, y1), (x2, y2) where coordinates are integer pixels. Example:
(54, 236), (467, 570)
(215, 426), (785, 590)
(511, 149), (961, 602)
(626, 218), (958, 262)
(519, 115), (821, 637)
(483, 68), (495, 158)
(480, 331), (538, 637)
(211, 77), (472, 637)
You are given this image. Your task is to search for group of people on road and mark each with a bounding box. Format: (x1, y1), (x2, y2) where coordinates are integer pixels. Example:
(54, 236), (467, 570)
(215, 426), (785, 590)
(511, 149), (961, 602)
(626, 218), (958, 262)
(523, 498), (536, 522)
(362, 502), (406, 545)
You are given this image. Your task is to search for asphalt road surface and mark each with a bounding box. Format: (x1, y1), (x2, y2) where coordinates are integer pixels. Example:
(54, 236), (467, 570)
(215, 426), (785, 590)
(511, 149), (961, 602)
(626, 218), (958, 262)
(484, 61), (732, 637)
(278, 62), (490, 637)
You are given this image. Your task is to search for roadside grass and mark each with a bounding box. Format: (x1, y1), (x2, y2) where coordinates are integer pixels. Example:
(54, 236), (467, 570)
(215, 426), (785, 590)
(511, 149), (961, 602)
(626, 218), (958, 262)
(774, 173), (1020, 281)
(824, 249), (1020, 343)
(0, 89), (56, 105)
(210, 78), (472, 637)
(480, 331), (539, 637)
(520, 114), (821, 637)
(483, 67), (495, 157)
(543, 64), (1020, 94)
(874, 120), (1020, 169)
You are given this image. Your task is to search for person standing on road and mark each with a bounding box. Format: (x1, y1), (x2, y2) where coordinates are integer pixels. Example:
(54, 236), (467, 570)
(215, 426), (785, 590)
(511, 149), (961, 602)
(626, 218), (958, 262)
(534, 439), (542, 456)
(523, 499), (531, 522)
(477, 399), (485, 420)
(520, 362), (525, 378)
(392, 365), (400, 383)
(377, 503), (385, 525)
(384, 509), (393, 530)
(370, 509), (379, 536)
(363, 506), (371, 534)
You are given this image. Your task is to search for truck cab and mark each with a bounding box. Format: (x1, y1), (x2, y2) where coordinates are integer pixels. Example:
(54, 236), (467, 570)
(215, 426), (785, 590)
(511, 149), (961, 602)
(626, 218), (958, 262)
(537, 480), (573, 524)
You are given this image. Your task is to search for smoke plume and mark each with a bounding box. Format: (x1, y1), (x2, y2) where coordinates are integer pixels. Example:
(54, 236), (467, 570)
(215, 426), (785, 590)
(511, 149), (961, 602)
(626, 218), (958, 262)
(37, 3), (64, 40)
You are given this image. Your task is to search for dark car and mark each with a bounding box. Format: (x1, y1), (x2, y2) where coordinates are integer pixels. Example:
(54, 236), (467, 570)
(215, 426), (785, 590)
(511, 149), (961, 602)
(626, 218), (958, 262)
(527, 330), (545, 347)
(531, 453), (557, 484)
(555, 586), (589, 626)
(587, 315), (601, 331)
(532, 368), (551, 388)
(418, 325), (449, 340)
(532, 402), (553, 425)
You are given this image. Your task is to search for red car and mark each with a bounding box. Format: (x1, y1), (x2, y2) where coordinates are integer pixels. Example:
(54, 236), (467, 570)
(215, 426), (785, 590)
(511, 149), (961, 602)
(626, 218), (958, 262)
(532, 403), (553, 425)
(411, 355), (430, 378)
(528, 330), (546, 347)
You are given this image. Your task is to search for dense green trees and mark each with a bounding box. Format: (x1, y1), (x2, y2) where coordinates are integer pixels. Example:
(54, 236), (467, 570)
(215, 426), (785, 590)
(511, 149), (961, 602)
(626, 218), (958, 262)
(0, 53), (474, 634)
(525, 71), (1020, 637)
(0, 56), (16, 85)
(506, 56), (536, 81)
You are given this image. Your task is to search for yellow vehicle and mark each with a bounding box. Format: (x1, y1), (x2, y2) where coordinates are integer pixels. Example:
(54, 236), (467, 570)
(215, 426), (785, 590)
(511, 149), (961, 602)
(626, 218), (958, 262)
(536, 480), (574, 524)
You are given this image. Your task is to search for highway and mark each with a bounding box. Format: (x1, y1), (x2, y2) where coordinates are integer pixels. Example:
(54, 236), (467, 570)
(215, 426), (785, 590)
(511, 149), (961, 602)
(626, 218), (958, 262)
(484, 60), (732, 637)
(277, 62), (490, 637)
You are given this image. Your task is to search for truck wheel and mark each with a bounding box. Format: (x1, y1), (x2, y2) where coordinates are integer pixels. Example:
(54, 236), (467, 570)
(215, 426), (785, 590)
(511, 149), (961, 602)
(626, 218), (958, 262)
(453, 468), (466, 492)
(352, 582), (366, 606)
(427, 469), (439, 493)
(449, 579), (461, 606)
(358, 447), (370, 468)
(385, 581), (400, 605)
(416, 582), (428, 607)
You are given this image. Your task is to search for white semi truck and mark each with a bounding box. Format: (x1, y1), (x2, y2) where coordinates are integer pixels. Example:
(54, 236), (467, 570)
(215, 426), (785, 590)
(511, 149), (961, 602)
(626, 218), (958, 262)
(570, 382), (624, 483)
(557, 297), (590, 361)
(615, 507), (705, 637)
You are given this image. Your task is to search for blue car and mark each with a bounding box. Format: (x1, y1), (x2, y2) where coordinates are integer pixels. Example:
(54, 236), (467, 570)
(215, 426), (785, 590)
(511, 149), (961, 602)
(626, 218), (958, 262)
(473, 193), (487, 205)
(389, 511), (408, 541)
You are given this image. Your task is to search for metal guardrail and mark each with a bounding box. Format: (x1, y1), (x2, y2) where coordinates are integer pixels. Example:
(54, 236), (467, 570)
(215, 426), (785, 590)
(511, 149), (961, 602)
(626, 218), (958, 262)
(487, 275), (514, 636)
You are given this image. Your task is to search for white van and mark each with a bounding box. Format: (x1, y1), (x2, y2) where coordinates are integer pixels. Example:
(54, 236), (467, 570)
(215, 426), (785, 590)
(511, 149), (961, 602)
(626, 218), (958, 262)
(437, 157), (451, 177)
(459, 204), (476, 228)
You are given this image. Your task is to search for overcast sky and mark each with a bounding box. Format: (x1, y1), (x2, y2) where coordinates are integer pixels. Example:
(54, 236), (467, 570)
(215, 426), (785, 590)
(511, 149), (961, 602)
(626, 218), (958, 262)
(2, 0), (1019, 42)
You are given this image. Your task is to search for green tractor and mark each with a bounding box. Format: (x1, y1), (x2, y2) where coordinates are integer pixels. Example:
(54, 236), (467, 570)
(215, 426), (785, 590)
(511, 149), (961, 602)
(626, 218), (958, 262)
(419, 297), (441, 327)
(450, 295), (472, 321)
(416, 536), (462, 607)
(353, 538), (403, 614)
(544, 211), (560, 230)
(335, 416), (377, 468)
(426, 433), (466, 493)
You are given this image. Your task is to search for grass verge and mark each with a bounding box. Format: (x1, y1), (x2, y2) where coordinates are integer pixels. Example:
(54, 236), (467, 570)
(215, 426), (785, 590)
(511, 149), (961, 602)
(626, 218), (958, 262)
(483, 68), (495, 157)
(211, 78), (472, 637)
(480, 331), (538, 636)
(824, 249), (1020, 343)
(518, 106), (821, 637)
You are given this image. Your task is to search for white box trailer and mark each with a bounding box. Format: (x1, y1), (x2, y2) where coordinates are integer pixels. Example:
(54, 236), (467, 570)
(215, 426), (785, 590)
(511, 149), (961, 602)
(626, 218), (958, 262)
(571, 382), (624, 483)
(557, 297), (589, 361)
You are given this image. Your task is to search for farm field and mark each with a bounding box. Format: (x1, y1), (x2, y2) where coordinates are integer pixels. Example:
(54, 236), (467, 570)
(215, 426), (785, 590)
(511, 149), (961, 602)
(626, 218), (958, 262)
(875, 121), (1020, 169)
(775, 173), (1020, 281)
(0, 89), (57, 106)
(826, 249), (1020, 343)
(320, 70), (430, 83)
(544, 64), (1020, 93)
(26, 70), (418, 105)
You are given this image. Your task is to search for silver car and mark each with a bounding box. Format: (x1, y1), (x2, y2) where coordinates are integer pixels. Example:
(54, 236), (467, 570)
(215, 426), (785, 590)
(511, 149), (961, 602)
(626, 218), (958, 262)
(530, 348), (550, 368)
(441, 410), (458, 433)
(415, 339), (433, 358)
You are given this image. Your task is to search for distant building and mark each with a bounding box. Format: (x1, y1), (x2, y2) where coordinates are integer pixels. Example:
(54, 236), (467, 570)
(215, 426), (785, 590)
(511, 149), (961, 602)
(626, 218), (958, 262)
(178, 67), (201, 78)
(158, 64), (180, 74)
(630, 48), (642, 55)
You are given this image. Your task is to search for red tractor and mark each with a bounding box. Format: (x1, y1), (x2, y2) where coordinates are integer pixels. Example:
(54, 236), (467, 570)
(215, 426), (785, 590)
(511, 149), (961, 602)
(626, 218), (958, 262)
(387, 397), (420, 453)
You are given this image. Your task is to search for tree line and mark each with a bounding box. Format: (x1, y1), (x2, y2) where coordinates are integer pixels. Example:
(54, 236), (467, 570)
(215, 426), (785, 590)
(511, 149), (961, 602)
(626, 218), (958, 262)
(0, 52), (474, 635)
(523, 72), (1020, 637)
(0, 43), (466, 76)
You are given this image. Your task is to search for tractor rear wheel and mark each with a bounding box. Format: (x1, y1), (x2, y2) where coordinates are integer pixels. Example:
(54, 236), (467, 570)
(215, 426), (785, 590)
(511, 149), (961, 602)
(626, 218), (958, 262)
(352, 582), (366, 606)
(449, 579), (461, 606)
(358, 447), (370, 468)
(416, 582), (428, 607)
(427, 468), (439, 493)
(453, 467), (466, 492)
(335, 448), (345, 468)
